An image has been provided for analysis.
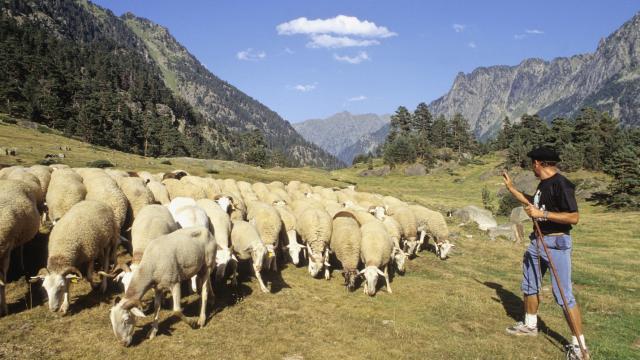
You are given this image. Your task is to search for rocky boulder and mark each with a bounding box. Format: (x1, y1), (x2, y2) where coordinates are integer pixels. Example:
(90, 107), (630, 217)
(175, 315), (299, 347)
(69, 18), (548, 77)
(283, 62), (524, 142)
(510, 206), (530, 224)
(404, 163), (427, 176)
(453, 205), (498, 231)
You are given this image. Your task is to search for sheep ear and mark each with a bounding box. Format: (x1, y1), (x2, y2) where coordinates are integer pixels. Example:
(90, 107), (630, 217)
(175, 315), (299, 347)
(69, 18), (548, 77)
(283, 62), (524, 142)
(131, 307), (146, 318)
(112, 296), (122, 305)
(376, 269), (385, 276)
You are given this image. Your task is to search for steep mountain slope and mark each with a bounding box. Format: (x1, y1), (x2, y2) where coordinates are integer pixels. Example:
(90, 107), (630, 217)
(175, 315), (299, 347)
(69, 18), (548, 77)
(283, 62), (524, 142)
(122, 14), (342, 168)
(337, 122), (390, 163)
(429, 12), (640, 140)
(293, 111), (390, 163)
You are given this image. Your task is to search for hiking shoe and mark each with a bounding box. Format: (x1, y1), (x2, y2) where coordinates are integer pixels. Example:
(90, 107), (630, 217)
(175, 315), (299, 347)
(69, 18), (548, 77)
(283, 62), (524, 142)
(505, 321), (538, 336)
(565, 344), (590, 360)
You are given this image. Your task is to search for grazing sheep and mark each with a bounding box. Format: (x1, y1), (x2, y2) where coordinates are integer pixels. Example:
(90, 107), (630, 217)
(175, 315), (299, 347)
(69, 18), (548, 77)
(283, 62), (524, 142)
(247, 201), (283, 271)
(116, 176), (156, 224)
(82, 170), (128, 234)
(230, 220), (269, 293)
(294, 206), (332, 279)
(330, 211), (361, 291)
(163, 178), (206, 200)
(146, 180), (170, 205)
(109, 226), (216, 346)
(387, 206), (419, 256)
(0, 179), (40, 316)
(4, 168), (43, 207)
(380, 215), (408, 274)
(274, 203), (305, 265)
(31, 200), (119, 313)
(27, 165), (52, 198)
(359, 221), (393, 296)
(181, 176), (219, 200)
(114, 205), (179, 292)
(45, 169), (86, 223)
(410, 204), (454, 259)
(105, 169), (130, 180)
(195, 199), (233, 283)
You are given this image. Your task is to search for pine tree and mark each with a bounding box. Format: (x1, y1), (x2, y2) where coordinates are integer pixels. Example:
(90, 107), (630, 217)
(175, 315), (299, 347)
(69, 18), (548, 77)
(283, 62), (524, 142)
(601, 145), (640, 210)
(431, 115), (449, 148)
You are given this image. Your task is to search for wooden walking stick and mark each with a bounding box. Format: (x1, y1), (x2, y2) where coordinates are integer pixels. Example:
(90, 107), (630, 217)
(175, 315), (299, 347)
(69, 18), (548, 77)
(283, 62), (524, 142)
(532, 220), (588, 359)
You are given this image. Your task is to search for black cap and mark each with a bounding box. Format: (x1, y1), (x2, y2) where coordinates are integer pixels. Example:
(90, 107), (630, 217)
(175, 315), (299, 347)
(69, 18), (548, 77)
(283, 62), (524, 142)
(527, 146), (561, 162)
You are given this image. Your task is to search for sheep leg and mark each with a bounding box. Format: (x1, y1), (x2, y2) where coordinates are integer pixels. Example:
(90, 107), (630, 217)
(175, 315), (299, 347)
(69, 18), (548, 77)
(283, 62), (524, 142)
(171, 282), (182, 312)
(149, 289), (162, 339)
(197, 271), (210, 328)
(253, 264), (269, 293)
(419, 230), (426, 247)
(384, 266), (392, 294)
(190, 275), (198, 293)
(1, 255), (9, 316)
(324, 249), (331, 280)
(100, 248), (110, 293)
(60, 282), (70, 314)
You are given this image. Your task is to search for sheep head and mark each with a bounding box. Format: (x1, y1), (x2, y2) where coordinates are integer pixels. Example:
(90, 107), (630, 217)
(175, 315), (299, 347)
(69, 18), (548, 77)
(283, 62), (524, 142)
(436, 241), (455, 260)
(284, 230), (304, 265)
(215, 195), (234, 214)
(306, 244), (324, 278)
(359, 266), (383, 296)
(32, 267), (81, 313)
(342, 269), (358, 291)
(404, 239), (419, 257)
(392, 248), (408, 274)
(370, 206), (386, 220)
(110, 297), (146, 347)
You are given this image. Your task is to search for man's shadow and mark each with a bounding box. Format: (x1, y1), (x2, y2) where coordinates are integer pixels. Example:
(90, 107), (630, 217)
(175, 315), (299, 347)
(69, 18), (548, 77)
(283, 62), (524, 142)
(478, 280), (569, 350)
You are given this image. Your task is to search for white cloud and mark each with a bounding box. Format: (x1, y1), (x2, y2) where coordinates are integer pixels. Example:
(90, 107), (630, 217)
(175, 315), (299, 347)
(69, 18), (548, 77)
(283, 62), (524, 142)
(526, 29), (544, 34)
(293, 83), (316, 92)
(237, 48), (266, 61)
(348, 95), (367, 102)
(468, 42), (477, 49)
(452, 23), (466, 33)
(284, 47), (295, 54)
(333, 51), (370, 64)
(307, 34), (380, 48)
(514, 34), (527, 40)
(277, 15), (396, 38)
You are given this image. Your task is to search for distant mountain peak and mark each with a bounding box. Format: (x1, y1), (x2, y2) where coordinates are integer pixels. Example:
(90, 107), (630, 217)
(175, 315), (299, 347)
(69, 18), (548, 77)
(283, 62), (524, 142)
(429, 12), (640, 140)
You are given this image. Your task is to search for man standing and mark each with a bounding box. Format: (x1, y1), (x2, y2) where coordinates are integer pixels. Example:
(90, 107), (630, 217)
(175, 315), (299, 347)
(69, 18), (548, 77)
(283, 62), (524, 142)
(502, 147), (589, 360)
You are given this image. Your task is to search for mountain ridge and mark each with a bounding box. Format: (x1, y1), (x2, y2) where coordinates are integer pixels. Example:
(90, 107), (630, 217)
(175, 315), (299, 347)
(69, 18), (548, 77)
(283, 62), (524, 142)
(429, 12), (640, 139)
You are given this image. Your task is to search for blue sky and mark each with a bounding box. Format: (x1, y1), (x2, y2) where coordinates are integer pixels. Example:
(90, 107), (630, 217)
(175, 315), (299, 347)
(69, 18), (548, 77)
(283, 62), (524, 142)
(93, 0), (638, 123)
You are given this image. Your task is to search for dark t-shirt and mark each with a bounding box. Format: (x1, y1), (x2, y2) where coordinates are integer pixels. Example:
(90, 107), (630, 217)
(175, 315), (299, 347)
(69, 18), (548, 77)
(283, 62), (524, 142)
(525, 173), (578, 235)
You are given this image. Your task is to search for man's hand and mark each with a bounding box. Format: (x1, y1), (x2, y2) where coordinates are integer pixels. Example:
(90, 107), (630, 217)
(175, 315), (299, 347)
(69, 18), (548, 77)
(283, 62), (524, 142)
(502, 170), (514, 190)
(524, 204), (543, 219)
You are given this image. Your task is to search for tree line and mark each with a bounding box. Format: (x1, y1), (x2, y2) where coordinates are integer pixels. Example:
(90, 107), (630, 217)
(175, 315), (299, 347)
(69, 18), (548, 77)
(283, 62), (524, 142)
(490, 108), (640, 210)
(379, 103), (477, 168)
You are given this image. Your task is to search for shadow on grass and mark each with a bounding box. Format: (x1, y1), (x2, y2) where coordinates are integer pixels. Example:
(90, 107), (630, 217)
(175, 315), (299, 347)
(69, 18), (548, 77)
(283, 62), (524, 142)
(479, 279), (568, 352)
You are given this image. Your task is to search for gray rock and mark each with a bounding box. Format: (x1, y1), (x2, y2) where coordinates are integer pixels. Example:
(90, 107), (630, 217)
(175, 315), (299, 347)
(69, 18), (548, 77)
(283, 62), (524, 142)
(453, 205), (498, 231)
(404, 163), (426, 176)
(510, 206), (530, 224)
(489, 223), (525, 242)
(358, 165), (390, 177)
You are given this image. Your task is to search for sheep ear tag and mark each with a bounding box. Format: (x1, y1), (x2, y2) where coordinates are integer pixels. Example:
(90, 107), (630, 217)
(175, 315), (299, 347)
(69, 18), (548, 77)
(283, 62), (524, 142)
(268, 252), (274, 258)
(70, 278), (78, 283)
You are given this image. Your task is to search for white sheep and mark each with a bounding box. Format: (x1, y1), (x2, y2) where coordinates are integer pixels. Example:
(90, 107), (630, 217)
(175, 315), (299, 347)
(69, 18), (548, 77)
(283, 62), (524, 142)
(274, 203), (305, 265)
(114, 205), (179, 292)
(387, 206), (419, 256)
(45, 168), (86, 223)
(409, 204), (454, 259)
(163, 178), (206, 200)
(246, 201), (282, 271)
(81, 170), (128, 234)
(380, 215), (408, 274)
(330, 211), (361, 291)
(294, 206), (332, 279)
(359, 221), (393, 296)
(146, 180), (170, 205)
(116, 176), (156, 224)
(0, 179), (40, 316)
(27, 165), (52, 198)
(31, 200), (119, 313)
(230, 220), (269, 293)
(195, 199), (233, 283)
(109, 226), (216, 346)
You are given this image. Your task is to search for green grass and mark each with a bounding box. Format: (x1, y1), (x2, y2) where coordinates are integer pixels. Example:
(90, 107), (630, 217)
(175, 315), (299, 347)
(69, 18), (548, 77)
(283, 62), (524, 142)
(1, 121), (639, 359)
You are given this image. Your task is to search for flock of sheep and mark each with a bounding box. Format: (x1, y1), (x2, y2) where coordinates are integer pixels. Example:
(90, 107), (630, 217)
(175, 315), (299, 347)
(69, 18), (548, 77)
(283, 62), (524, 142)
(0, 164), (454, 346)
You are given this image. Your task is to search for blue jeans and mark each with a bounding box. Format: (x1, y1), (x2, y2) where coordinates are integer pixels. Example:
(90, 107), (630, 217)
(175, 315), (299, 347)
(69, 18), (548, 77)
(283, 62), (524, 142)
(521, 233), (576, 308)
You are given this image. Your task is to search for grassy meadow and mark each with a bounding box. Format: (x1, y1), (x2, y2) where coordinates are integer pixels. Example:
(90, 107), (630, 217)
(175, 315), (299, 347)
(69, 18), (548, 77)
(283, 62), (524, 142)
(1, 121), (639, 359)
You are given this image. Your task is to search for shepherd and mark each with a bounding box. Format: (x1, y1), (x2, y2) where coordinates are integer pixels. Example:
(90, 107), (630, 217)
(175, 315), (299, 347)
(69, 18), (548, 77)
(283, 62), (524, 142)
(502, 146), (589, 360)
